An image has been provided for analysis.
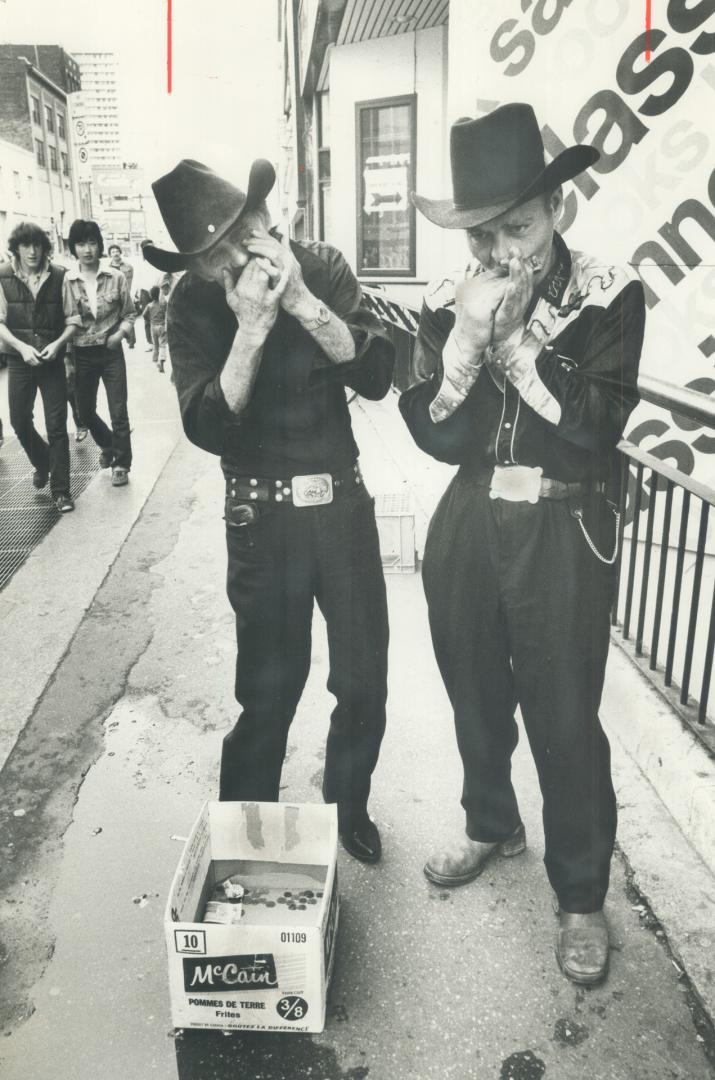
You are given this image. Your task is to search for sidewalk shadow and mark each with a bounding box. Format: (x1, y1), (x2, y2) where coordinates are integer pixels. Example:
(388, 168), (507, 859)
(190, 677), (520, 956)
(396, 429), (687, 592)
(174, 1028), (368, 1080)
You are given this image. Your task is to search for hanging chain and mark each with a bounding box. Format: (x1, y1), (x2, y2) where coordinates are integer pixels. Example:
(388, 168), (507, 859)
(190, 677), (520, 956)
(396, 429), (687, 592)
(572, 507), (621, 565)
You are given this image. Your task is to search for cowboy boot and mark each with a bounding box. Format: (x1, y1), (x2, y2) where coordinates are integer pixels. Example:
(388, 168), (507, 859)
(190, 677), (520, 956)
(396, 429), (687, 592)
(555, 908), (610, 985)
(424, 823), (526, 886)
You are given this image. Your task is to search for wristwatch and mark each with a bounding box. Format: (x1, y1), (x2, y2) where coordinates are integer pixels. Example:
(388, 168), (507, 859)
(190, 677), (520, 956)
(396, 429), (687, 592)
(302, 302), (331, 331)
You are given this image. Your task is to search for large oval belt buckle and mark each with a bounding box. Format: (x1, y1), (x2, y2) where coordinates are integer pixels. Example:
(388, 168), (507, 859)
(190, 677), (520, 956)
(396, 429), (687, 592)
(489, 465), (543, 504)
(291, 473), (334, 507)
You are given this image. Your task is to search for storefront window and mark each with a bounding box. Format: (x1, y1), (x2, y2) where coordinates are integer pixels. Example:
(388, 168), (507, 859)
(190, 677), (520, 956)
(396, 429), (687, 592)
(356, 95), (415, 277)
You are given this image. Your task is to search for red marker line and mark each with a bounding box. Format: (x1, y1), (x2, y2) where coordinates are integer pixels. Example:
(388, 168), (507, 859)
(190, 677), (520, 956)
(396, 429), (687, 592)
(645, 0), (652, 62)
(167, 0), (173, 94)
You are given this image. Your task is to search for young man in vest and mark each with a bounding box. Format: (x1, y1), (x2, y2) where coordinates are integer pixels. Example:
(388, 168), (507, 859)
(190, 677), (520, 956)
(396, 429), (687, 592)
(0, 223), (80, 512)
(400, 105), (645, 984)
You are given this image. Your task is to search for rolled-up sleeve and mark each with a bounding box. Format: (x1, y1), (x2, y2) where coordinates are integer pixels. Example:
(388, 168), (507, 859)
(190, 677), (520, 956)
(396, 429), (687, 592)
(308, 246), (394, 400)
(167, 281), (237, 456)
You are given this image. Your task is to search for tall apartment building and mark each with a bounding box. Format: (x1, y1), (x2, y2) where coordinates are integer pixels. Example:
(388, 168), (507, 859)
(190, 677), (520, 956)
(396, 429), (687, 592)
(71, 51), (122, 167)
(0, 45), (82, 252)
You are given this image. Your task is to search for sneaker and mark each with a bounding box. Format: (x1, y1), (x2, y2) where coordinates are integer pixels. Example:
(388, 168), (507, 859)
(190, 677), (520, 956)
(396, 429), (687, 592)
(111, 466), (129, 487)
(98, 448), (113, 469)
(32, 468), (49, 489)
(75, 427), (88, 443)
(55, 493), (75, 513)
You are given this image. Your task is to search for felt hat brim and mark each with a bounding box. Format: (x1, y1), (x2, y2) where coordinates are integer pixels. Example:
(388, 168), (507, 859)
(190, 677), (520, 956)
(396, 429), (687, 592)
(412, 145), (599, 229)
(142, 158), (276, 272)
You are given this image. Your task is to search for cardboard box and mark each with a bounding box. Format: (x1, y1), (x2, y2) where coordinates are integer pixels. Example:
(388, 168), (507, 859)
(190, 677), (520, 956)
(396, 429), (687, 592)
(165, 801), (339, 1033)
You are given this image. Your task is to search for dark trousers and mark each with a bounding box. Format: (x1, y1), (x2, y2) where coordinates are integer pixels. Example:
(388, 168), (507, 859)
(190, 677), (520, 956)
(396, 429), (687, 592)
(75, 345), (132, 470)
(7, 356), (70, 496)
(64, 355), (81, 428)
(219, 484), (389, 828)
(422, 473), (618, 913)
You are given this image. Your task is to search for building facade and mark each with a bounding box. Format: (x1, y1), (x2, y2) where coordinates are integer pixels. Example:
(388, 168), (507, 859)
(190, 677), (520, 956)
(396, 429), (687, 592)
(71, 51), (122, 168)
(279, 0), (715, 488)
(0, 44), (82, 254)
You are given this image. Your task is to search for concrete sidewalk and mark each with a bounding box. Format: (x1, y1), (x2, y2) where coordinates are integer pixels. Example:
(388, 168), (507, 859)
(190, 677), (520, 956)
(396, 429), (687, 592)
(0, 401), (713, 1079)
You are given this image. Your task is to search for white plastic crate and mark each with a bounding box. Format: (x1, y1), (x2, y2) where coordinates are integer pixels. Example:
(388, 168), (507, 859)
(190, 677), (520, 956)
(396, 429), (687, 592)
(375, 491), (416, 574)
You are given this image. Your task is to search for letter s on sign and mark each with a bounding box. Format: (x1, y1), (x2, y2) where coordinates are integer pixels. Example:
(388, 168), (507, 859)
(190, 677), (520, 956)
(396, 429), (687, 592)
(667, 0), (715, 56)
(616, 30), (694, 117)
(490, 19), (536, 77)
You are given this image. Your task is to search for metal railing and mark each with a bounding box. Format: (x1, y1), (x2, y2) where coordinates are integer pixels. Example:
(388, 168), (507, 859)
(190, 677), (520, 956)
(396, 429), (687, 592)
(363, 286), (715, 755)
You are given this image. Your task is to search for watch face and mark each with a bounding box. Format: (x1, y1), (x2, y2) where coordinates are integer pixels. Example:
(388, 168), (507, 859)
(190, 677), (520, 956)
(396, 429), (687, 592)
(317, 303), (330, 325)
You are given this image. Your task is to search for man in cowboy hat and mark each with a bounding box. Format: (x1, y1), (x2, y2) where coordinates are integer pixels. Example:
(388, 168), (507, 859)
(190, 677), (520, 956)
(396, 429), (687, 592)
(144, 158), (394, 863)
(400, 103), (645, 984)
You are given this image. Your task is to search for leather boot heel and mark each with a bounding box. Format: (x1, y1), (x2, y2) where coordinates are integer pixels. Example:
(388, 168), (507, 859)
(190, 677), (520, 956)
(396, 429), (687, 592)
(498, 823), (526, 857)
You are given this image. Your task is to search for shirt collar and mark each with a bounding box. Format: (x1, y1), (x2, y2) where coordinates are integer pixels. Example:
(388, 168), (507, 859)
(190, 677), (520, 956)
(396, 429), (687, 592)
(533, 231), (571, 308)
(68, 263), (112, 281)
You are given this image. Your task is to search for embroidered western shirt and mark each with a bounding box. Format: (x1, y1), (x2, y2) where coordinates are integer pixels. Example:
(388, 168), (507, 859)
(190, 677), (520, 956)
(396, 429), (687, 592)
(399, 232), (645, 484)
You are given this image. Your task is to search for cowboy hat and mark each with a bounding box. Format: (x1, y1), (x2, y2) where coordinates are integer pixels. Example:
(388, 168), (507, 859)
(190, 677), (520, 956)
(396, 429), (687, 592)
(142, 158), (276, 272)
(411, 103), (599, 230)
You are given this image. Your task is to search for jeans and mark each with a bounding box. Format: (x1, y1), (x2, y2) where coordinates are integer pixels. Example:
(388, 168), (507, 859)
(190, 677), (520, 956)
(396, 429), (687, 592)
(219, 481), (389, 829)
(7, 355), (70, 496)
(75, 344), (132, 470)
(422, 472), (618, 913)
(151, 326), (166, 368)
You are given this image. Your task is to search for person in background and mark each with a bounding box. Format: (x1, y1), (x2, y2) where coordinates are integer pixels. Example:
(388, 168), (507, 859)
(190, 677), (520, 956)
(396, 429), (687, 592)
(144, 285), (168, 372)
(0, 222), (79, 512)
(66, 220), (136, 488)
(107, 243), (136, 349)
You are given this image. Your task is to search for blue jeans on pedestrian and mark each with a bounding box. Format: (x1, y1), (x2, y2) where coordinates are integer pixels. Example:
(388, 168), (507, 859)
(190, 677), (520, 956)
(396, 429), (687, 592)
(7, 354), (70, 496)
(75, 344), (132, 470)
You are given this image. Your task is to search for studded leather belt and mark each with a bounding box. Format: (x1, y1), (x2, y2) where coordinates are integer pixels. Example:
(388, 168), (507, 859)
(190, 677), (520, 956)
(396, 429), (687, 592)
(225, 462), (363, 507)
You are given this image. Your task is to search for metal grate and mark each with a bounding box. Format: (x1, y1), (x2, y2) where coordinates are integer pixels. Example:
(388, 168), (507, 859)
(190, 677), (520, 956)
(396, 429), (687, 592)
(0, 436), (102, 590)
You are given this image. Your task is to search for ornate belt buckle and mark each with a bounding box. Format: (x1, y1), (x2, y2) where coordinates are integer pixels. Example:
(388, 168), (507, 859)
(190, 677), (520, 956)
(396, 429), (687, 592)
(489, 465), (543, 504)
(291, 473), (334, 507)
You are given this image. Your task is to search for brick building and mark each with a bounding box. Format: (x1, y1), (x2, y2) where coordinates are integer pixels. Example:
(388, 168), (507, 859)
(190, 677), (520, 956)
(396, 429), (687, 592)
(0, 45), (82, 254)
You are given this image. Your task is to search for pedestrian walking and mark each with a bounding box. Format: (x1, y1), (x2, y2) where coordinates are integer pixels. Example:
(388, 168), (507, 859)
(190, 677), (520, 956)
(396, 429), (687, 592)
(400, 104), (646, 984)
(107, 243), (136, 349)
(144, 285), (168, 371)
(66, 219), (136, 488)
(143, 157), (394, 862)
(0, 222), (80, 512)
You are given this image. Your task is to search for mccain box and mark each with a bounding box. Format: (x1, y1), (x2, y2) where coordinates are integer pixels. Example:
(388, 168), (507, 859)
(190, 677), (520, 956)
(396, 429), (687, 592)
(165, 801), (339, 1033)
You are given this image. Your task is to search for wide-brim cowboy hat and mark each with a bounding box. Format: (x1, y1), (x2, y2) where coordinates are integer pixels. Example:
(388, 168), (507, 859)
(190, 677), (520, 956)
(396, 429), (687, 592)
(412, 103), (600, 230)
(142, 158), (276, 273)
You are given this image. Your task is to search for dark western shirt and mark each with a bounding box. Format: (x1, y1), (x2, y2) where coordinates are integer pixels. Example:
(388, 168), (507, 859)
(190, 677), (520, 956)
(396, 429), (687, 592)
(399, 232), (645, 484)
(167, 238), (394, 477)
